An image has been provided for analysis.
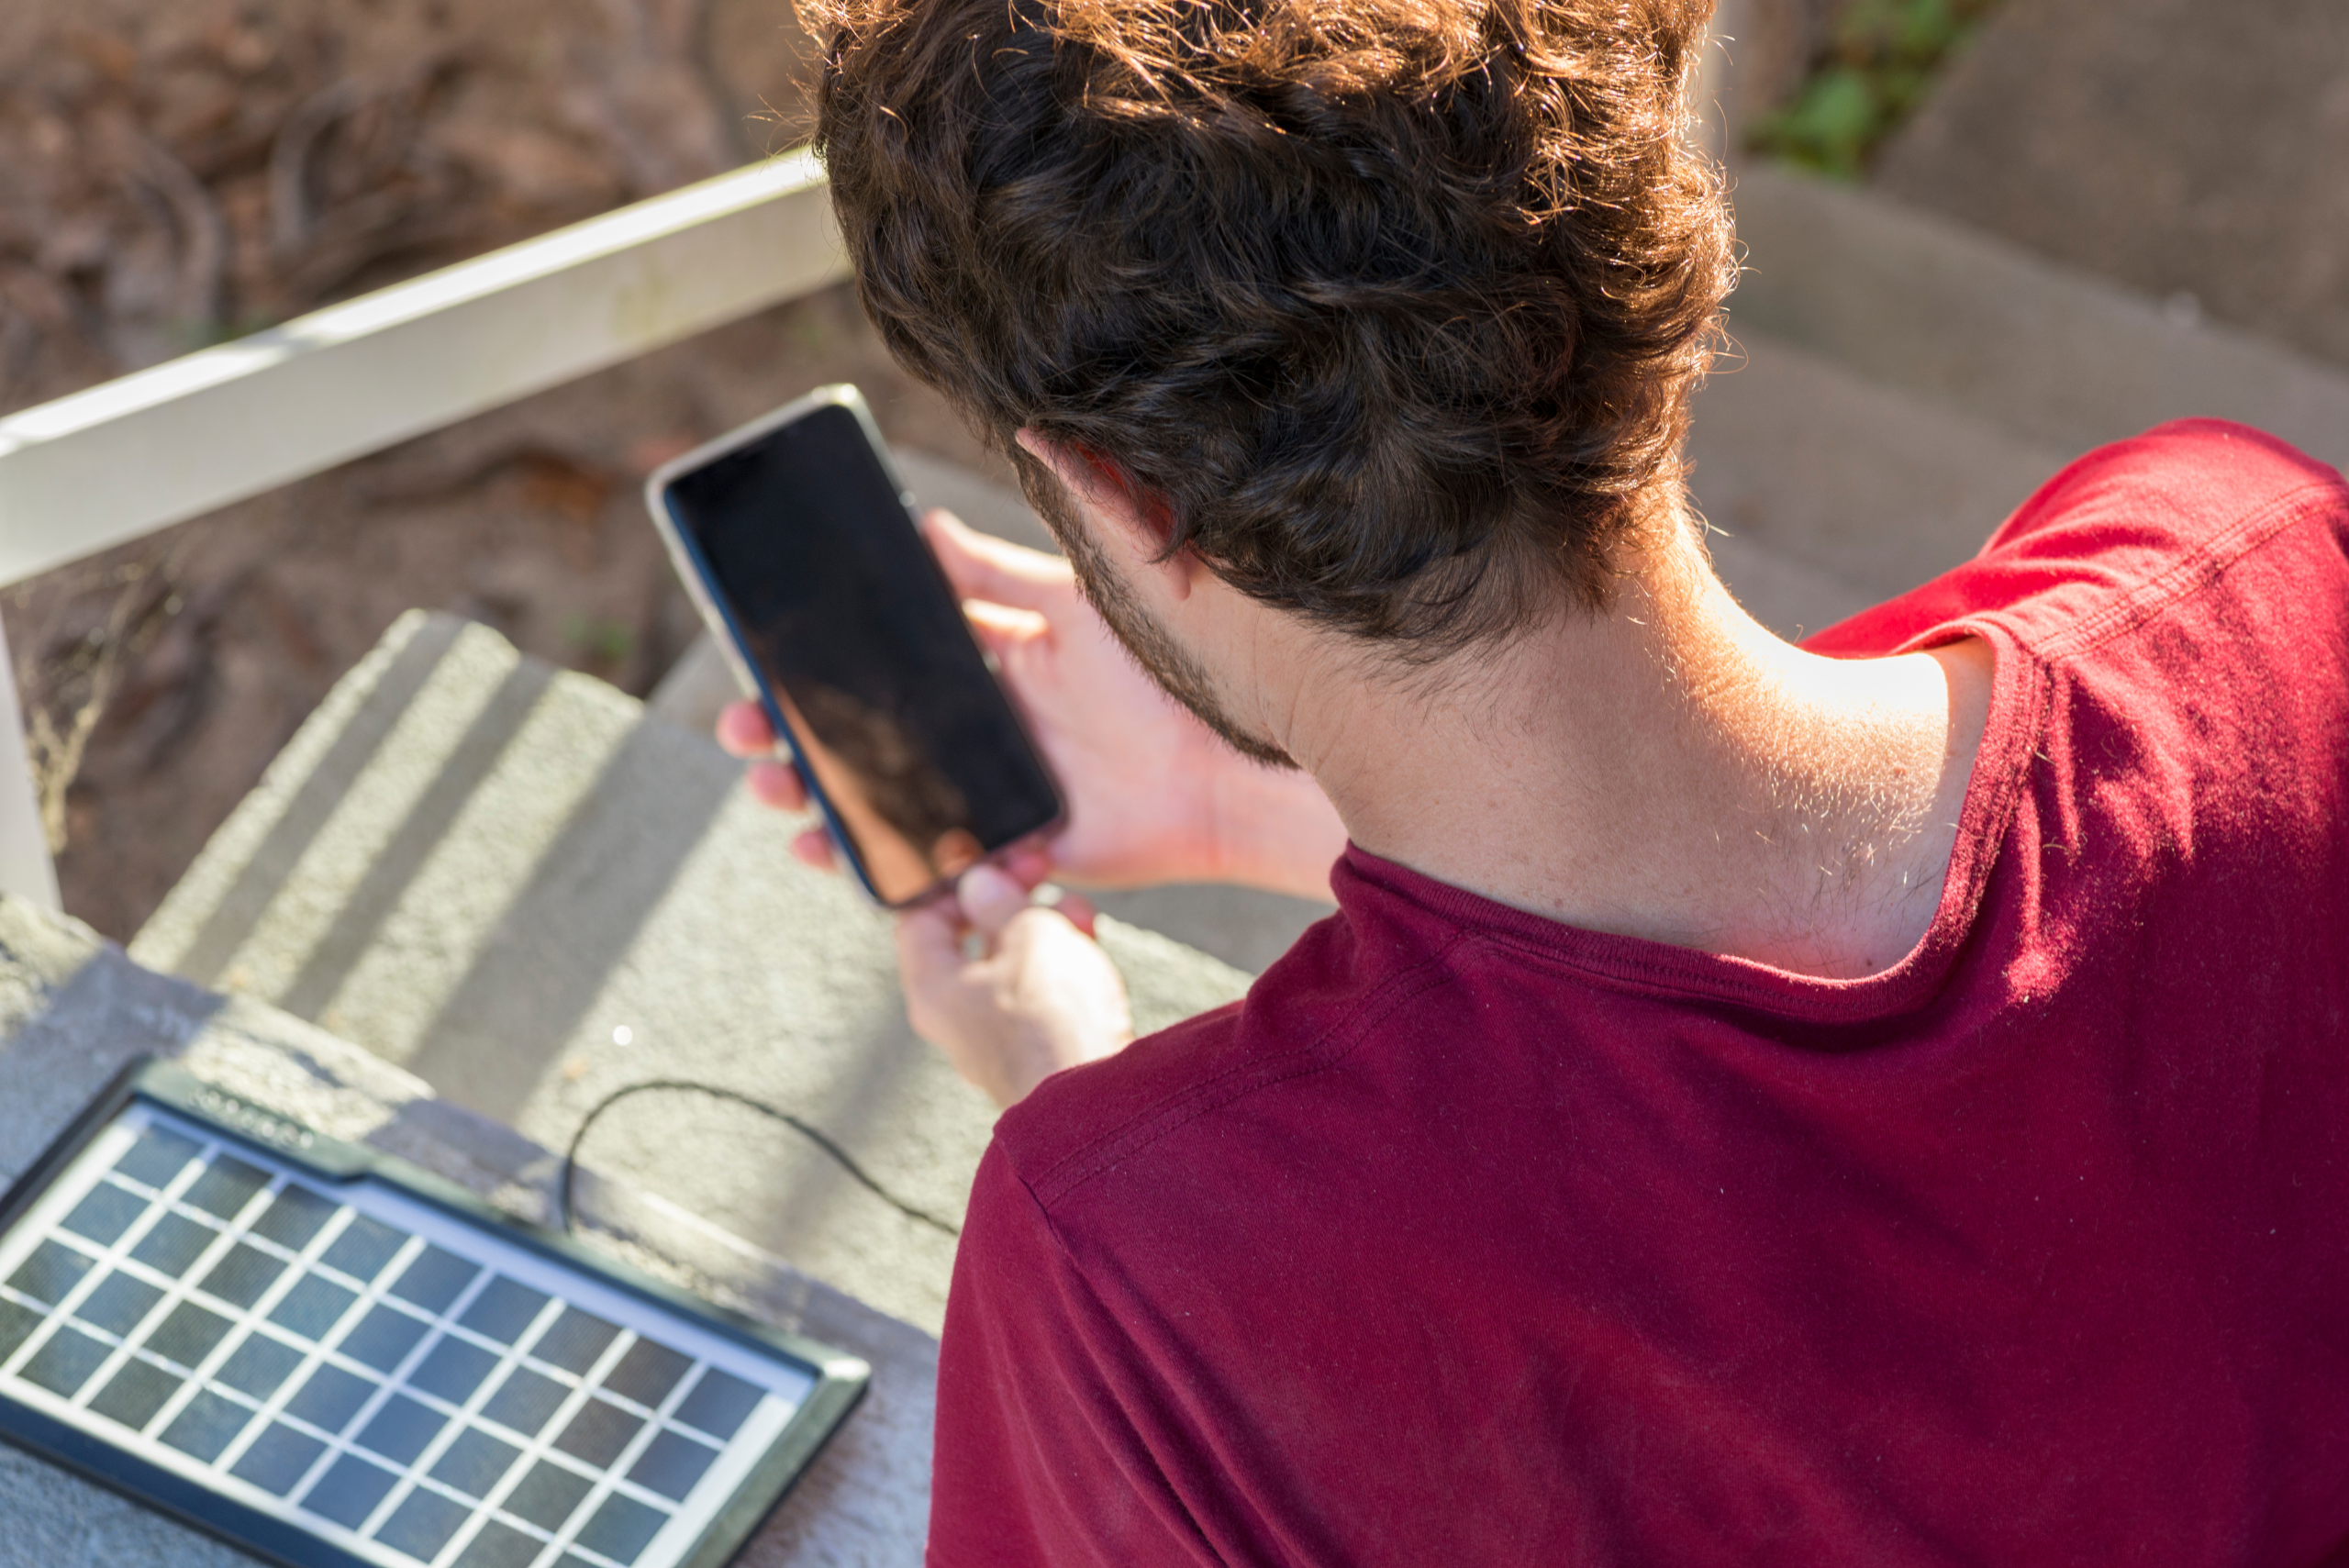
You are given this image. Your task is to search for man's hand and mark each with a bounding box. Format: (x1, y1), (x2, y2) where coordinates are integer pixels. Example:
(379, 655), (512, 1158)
(715, 507), (1348, 896)
(899, 865), (1133, 1108)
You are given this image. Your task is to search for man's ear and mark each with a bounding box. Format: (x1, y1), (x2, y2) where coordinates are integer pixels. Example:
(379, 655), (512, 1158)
(1015, 429), (1183, 573)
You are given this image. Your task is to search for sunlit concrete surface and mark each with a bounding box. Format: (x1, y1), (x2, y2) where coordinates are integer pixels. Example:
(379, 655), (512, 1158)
(134, 612), (1257, 1339)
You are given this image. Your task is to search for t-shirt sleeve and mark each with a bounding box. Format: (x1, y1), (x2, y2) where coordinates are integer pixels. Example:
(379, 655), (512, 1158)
(927, 1140), (1217, 1568)
(1801, 417), (2348, 657)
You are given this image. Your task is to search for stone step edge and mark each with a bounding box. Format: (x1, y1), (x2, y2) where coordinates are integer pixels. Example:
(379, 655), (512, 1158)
(1726, 161), (2349, 473)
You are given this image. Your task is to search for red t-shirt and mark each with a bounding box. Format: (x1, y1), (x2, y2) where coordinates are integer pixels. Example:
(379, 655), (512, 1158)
(929, 420), (2349, 1565)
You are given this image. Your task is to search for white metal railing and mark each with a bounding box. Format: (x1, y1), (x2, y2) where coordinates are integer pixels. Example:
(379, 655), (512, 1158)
(0, 605), (54, 909)
(0, 149), (852, 908)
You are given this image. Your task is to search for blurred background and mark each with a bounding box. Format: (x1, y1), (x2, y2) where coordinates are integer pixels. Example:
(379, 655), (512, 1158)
(4, 0), (2344, 943)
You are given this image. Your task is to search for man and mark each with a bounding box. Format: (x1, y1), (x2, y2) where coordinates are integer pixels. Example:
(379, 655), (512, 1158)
(721, 0), (2349, 1557)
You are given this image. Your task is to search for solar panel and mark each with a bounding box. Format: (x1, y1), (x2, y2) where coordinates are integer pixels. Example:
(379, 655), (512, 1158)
(0, 1061), (867, 1568)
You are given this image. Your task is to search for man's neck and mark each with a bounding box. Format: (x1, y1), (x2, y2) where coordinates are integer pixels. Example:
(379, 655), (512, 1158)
(1270, 529), (1995, 980)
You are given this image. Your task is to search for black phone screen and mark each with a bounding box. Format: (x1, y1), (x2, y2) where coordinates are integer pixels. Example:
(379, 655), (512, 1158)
(664, 402), (1062, 905)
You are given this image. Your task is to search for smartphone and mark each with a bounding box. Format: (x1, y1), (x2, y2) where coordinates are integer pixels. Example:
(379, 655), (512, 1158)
(645, 385), (1064, 907)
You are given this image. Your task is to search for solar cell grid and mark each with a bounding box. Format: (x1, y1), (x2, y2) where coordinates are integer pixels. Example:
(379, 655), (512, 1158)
(200, 1243), (287, 1308)
(321, 1216), (408, 1284)
(434, 1425), (522, 1497)
(286, 1362), (378, 1432)
(90, 1357), (184, 1429)
(0, 1086), (854, 1568)
(148, 1300), (234, 1368)
(412, 1335), (498, 1402)
(0, 1299), (39, 1362)
(61, 1183), (147, 1244)
(533, 1307), (622, 1374)
(379, 1485), (472, 1556)
(554, 1397), (642, 1468)
(12, 1239), (93, 1304)
(391, 1246), (481, 1314)
(22, 1322), (109, 1396)
(161, 1387), (252, 1461)
(78, 1270), (165, 1336)
(482, 1363), (569, 1437)
(606, 1340), (691, 1408)
(272, 1273), (359, 1340)
(358, 1393), (449, 1465)
(216, 1331), (304, 1399)
(341, 1303), (433, 1373)
(462, 1277), (552, 1344)
(233, 1419), (328, 1495)
(504, 1457), (595, 1529)
(250, 1186), (337, 1251)
(130, 1211), (218, 1274)
(114, 1127), (202, 1189)
(672, 1370), (760, 1442)
(183, 1155), (272, 1220)
(629, 1430), (718, 1502)
(457, 1518), (545, 1568)
(576, 1494), (668, 1562)
(308, 1451), (400, 1528)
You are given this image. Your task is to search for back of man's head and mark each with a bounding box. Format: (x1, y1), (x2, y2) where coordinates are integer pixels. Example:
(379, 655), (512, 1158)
(809, 0), (1732, 659)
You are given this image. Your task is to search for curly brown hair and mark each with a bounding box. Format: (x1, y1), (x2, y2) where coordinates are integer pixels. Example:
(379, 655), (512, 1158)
(807, 0), (1733, 655)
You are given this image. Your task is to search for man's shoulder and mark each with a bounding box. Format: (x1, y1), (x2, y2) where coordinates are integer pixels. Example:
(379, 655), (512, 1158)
(986, 885), (1475, 1215)
(1806, 418), (2349, 658)
(987, 996), (1256, 1207)
(2017, 417), (2345, 522)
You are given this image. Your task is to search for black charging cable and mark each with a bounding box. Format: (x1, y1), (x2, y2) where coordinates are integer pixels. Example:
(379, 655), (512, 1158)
(558, 1079), (962, 1240)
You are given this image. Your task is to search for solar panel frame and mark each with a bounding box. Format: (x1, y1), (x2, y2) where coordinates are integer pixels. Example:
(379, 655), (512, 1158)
(0, 1057), (869, 1568)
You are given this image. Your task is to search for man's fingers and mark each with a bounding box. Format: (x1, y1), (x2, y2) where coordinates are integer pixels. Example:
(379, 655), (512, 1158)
(744, 760), (809, 812)
(895, 899), (968, 1005)
(963, 598), (1051, 658)
(788, 828), (837, 872)
(956, 863), (1032, 937)
(1001, 844), (1054, 890)
(716, 699), (774, 758)
(924, 509), (1067, 611)
(1056, 891), (1099, 939)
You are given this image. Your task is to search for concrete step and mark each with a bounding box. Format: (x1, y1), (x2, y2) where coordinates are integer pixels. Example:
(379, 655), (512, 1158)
(1866, 0), (2349, 379)
(131, 610), (1254, 1338)
(1685, 327), (2066, 636)
(1727, 161), (2349, 476)
(1687, 159), (2349, 636)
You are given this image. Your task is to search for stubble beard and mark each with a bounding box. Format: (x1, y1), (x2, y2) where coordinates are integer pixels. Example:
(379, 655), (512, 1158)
(1015, 459), (1299, 772)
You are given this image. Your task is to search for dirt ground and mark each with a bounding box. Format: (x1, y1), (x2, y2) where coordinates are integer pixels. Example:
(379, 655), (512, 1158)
(0, 0), (1003, 942)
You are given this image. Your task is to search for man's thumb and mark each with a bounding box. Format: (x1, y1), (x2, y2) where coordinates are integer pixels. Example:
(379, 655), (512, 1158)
(956, 864), (1031, 938)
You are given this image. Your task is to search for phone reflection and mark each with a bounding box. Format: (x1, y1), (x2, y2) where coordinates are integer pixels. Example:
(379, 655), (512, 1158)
(667, 394), (1062, 906)
(763, 677), (985, 904)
